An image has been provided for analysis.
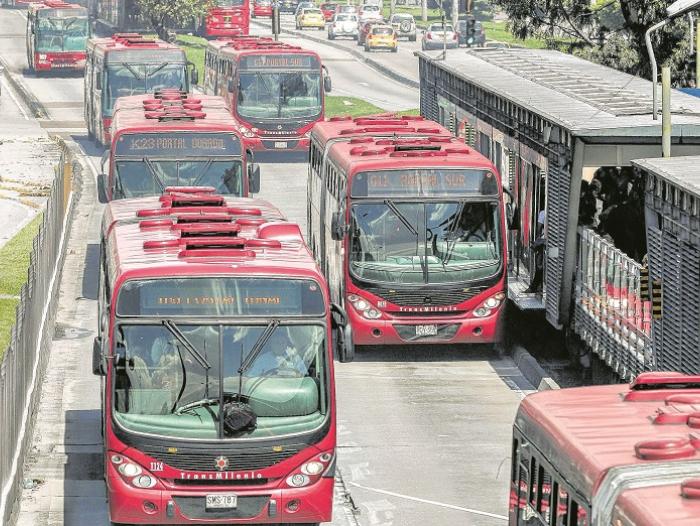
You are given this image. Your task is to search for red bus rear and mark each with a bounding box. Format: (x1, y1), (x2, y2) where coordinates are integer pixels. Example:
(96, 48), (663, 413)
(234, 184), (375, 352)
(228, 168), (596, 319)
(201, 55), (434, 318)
(204, 37), (332, 153)
(510, 372), (700, 526)
(204, 0), (250, 38)
(98, 90), (259, 202)
(94, 190), (354, 524)
(308, 115), (508, 346)
(26, 0), (88, 72)
(251, 0), (273, 18)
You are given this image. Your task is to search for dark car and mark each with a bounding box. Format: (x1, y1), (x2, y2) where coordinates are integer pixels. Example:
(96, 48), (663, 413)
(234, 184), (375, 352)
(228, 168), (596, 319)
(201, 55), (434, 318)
(278, 0), (300, 13)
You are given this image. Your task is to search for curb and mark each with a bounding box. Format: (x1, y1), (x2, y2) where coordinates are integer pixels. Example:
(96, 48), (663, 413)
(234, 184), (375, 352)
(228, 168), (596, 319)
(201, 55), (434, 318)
(251, 20), (420, 89)
(0, 57), (49, 119)
(512, 345), (560, 391)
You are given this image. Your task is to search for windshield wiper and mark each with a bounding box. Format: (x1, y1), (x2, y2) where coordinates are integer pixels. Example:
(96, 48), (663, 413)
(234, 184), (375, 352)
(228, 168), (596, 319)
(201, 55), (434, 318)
(162, 320), (211, 370)
(144, 158), (167, 191)
(146, 62), (171, 78)
(384, 199), (418, 237)
(443, 201), (467, 265)
(121, 62), (144, 81)
(235, 319), (280, 399)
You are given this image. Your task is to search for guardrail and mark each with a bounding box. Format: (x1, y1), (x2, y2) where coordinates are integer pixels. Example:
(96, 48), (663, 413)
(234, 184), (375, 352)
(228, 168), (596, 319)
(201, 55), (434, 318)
(573, 227), (652, 380)
(0, 146), (78, 524)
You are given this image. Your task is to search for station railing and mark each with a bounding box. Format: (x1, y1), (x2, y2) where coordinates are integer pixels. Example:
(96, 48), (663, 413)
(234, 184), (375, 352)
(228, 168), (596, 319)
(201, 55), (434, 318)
(573, 227), (652, 380)
(0, 147), (78, 523)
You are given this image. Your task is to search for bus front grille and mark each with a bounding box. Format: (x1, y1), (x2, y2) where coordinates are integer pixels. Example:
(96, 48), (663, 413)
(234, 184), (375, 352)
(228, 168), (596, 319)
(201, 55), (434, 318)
(365, 285), (488, 307)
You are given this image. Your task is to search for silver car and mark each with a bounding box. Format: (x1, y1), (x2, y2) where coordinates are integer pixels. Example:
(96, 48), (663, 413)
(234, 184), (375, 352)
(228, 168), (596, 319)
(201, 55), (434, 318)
(389, 13), (416, 41)
(358, 4), (382, 23)
(421, 22), (458, 50)
(328, 13), (359, 39)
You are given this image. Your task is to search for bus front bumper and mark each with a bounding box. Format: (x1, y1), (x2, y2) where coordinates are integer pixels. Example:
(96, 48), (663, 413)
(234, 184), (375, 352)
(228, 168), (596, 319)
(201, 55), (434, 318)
(107, 471), (334, 524)
(244, 136), (311, 152)
(348, 305), (504, 345)
(206, 26), (247, 37)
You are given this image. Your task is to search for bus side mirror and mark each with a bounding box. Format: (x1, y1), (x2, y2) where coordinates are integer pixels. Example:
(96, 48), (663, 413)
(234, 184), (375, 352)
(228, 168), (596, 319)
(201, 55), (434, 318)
(324, 75), (332, 93)
(190, 66), (199, 87)
(331, 211), (345, 241)
(228, 79), (235, 93)
(95, 71), (102, 90)
(92, 336), (105, 375)
(331, 303), (354, 363)
(506, 202), (515, 229)
(97, 173), (108, 204)
(248, 163), (261, 194)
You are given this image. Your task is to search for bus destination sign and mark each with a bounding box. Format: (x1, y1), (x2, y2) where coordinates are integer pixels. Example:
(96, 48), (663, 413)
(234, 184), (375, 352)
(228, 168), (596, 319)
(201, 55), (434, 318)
(351, 169), (499, 197)
(116, 132), (242, 157)
(117, 277), (325, 316)
(240, 54), (319, 70)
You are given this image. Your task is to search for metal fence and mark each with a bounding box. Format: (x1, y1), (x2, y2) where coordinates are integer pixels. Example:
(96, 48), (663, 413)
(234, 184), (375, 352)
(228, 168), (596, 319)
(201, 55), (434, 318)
(0, 147), (77, 524)
(573, 227), (652, 380)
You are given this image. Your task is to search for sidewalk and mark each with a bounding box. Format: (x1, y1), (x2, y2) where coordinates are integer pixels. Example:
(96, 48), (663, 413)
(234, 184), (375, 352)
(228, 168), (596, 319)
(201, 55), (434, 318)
(0, 70), (61, 250)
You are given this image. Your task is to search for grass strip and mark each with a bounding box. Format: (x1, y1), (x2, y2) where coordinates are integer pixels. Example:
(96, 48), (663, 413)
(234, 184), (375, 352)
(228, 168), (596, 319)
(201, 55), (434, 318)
(0, 213), (43, 361)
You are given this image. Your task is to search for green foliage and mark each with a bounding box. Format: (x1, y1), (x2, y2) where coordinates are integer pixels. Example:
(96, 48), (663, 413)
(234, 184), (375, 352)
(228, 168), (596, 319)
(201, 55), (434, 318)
(0, 213), (42, 361)
(326, 96), (418, 118)
(492, 0), (698, 86)
(471, 0), (493, 21)
(137, 0), (211, 40)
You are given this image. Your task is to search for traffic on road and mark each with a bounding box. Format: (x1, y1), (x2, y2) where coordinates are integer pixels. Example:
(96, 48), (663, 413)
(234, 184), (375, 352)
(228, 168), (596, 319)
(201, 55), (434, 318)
(3, 0), (700, 525)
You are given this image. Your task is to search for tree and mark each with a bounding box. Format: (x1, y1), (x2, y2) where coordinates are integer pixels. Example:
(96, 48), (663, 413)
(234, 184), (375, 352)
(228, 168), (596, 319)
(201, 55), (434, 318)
(491, 0), (697, 86)
(136, 0), (211, 41)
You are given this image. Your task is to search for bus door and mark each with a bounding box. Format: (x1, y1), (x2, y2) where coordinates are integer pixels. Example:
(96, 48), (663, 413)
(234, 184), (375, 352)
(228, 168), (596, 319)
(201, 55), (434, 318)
(514, 159), (546, 288)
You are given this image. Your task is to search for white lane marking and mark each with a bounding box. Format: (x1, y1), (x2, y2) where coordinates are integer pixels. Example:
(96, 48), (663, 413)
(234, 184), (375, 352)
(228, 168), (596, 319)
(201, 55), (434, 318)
(0, 181), (74, 520)
(348, 481), (509, 521)
(358, 82), (370, 87)
(2, 76), (30, 120)
(14, 9), (27, 20)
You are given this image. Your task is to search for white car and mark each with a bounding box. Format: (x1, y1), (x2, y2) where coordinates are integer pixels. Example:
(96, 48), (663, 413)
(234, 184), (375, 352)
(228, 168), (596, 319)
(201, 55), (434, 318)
(328, 13), (359, 39)
(421, 22), (458, 50)
(358, 4), (382, 23)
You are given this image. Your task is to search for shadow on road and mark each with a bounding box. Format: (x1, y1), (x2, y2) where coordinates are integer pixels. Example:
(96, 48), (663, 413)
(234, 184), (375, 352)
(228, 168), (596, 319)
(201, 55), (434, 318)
(81, 243), (100, 301)
(353, 343), (500, 363)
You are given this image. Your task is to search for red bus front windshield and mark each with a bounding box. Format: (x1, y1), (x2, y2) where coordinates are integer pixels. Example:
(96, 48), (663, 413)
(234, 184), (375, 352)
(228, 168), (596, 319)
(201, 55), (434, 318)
(36, 11), (89, 52)
(349, 168), (503, 285)
(237, 71), (322, 120)
(112, 277), (330, 440)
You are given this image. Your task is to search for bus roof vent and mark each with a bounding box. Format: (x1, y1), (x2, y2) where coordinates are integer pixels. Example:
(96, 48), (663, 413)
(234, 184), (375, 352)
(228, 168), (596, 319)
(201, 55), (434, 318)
(179, 247), (257, 259)
(256, 222), (303, 242)
(160, 194), (225, 207)
(665, 394), (700, 405)
(634, 437), (696, 460)
(174, 223), (241, 237)
(164, 186), (216, 194)
(626, 372), (700, 401)
(175, 213), (233, 224)
(354, 119), (409, 126)
(349, 137), (374, 144)
(681, 479), (700, 499)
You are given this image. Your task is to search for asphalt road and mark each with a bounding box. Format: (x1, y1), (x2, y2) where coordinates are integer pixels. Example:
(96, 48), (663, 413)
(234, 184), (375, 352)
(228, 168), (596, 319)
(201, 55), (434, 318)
(0, 8), (537, 525)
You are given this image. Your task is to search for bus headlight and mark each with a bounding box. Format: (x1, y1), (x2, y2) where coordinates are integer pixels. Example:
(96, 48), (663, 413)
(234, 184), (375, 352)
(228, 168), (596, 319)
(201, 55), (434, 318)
(118, 462), (142, 477)
(301, 461), (324, 476)
(286, 473), (310, 487)
(472, 292), (506, 318)
(132, 474), (157, 489)
(348, 294), (383, 320)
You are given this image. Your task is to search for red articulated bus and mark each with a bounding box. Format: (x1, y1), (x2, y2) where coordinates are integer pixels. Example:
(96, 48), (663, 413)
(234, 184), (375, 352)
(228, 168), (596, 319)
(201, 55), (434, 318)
(203, 0), (250, 38)
(26, 0), (89, 72)
(204, 37), (332, 153)
(98, 90), (259, 202)
(308, 115), (508, 346)
(93, 191), (353, 525)
(85, 34), (196, 146)
(510, 372), (700, 526)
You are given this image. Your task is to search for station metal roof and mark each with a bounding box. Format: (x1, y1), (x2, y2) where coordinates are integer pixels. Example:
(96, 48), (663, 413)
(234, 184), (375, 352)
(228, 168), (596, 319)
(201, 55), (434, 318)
(633, 156), (700, 200)
(417, 48), (700, 139)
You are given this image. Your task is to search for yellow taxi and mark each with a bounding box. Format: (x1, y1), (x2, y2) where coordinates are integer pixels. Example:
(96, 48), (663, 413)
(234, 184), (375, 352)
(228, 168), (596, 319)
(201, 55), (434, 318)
(364, 24), (398, 52)
(296, 7), (326, 30)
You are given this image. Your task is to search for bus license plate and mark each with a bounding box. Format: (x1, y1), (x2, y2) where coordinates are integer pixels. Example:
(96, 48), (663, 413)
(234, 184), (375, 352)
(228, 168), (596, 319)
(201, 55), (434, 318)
(274, 141), (287, 149)
(416, 324), (438, 337)
(206, 494), (238, 510)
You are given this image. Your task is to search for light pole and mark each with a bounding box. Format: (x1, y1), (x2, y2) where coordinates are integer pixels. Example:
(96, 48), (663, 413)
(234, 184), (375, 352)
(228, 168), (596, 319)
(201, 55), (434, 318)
(646, 0), (700, 119)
